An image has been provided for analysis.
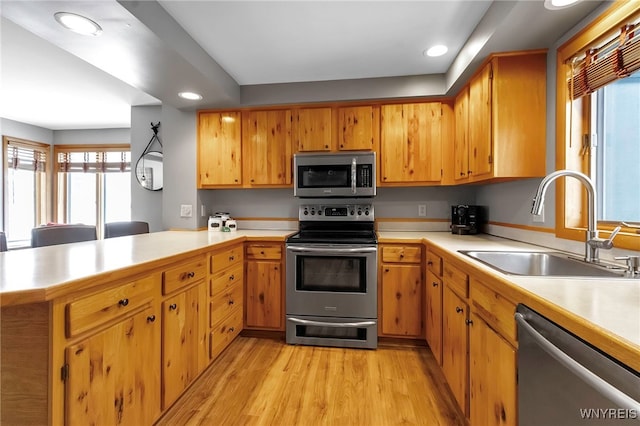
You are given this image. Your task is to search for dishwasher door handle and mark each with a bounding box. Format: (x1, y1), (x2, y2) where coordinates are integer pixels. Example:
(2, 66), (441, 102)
(515, 313), (640, 412)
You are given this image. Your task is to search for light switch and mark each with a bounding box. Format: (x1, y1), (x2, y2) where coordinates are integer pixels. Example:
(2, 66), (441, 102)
(180, 204), (193, 218)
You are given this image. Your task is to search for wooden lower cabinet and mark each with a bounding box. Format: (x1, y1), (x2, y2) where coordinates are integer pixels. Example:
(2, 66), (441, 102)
(469, 311), (517, 426)
(162, 281), (208, 409)
(442, 284), (469, 416)
(425, 269), (443, 365)
(65, 306), (160, 425)
(245, 243), (284, 330)
(380, 264), (423, 337)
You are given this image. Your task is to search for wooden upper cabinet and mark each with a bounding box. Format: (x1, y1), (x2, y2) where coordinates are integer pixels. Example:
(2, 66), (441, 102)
(468, 63), (493, 179)
(337, 105), (377, 151)
(454, 88), (470, 182)
(242, 109), (293, 186)
(465, 50), (547, 183)
(295, 107), (333, 152)
(198, 111), (242, 188)
(380, 102), (442, 185)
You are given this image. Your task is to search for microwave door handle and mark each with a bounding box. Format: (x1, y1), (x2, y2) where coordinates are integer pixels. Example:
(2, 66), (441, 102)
(351, 157), (357, 194)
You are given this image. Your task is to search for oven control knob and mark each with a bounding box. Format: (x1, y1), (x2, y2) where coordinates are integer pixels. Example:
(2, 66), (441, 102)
(350, 210), (355, 215)
(303, 210), (309, 215)
(318, 210), (322, 215)
(311, 210), (316, 215)
(365, 210), (370, 216)
(357, 210), (362, 215)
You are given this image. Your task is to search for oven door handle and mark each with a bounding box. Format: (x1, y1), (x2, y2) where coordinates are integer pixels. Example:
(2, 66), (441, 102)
(288, 317), (376, 328)
(351, 157), (357, 194)
(287, 246), (377, 255)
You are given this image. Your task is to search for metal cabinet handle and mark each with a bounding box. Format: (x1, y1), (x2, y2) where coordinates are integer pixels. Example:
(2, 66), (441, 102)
(147, 315), (156, 323)
(229, 274), (235, 281)
(228, 327), (235, 333)
(466, 319), (473, 326)
(118, 299), (129, 307)
(432, 282), (439, 287)
(515, 313), (640, 411)
(455, 306), (463, 313)
(187, 271), (195, 278)
(427, 260), (433, 266)
(228, 299), (234, 305)
(169, 303), (177, 311)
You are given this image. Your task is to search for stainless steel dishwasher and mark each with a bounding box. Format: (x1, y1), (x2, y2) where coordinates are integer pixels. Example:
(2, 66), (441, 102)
(516, 305), (640, 425)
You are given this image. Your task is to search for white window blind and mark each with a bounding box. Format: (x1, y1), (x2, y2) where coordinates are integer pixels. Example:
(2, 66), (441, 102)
(569, 15), (640, 99)
(56, 150), (131, 173)
(6, 141), (47, 172)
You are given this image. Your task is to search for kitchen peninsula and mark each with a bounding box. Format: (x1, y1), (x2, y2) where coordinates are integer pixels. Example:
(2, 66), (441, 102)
(1, 230), (638, 425)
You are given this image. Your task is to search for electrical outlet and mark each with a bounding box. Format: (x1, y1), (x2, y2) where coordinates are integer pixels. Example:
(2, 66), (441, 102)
(418, 204), (427, 217)
(180, 204), (193, 218)
(532, 205), (544, 223)
(201, 204), (206, 217)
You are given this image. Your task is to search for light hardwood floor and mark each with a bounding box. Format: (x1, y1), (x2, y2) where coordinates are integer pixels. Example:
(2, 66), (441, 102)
(157, 336), (466, 426)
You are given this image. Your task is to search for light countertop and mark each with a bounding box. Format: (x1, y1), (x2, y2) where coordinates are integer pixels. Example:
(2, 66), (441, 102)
(0, 230), (293, 306)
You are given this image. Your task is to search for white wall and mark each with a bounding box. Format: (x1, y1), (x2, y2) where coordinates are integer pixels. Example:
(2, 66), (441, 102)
(53, 128), (130, 145)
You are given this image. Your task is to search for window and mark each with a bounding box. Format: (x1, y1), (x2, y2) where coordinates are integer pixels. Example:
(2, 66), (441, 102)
(556, 2), (640, 251)
(2, 136), (49, 246)
(55, 145), (131, 238)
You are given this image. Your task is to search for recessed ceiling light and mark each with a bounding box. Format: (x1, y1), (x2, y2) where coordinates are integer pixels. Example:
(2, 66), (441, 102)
(424, 45), (448, 58)
(54, 12), (102, 36)
(178, 91), (203, 101)
(544, 0), (581, 10)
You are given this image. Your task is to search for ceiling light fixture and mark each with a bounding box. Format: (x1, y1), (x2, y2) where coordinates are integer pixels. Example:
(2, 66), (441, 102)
(54, 12), (102, 36)
(544, 0), (581, 10)
(424, 45), (448, 58)
(178, 91), (203, 101)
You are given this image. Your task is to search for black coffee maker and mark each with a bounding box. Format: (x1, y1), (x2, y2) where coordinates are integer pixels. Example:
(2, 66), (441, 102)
(451, 205), (483, 235)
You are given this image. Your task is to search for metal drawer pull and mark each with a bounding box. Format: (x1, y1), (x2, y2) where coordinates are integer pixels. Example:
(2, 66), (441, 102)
(288, 317), (376, 328)
(187, 271), (195, 278)
(515, 313), (640, 411)
(229, 274), (235, 280)
(118, 299), (129, 307)
(169, 303), (177, 311)
(228, 327), (235, 333)
(432, 282), (439, 287)
(455, 306), (463, 313)
(147, 315), (156, 323)
(228, 299), (234, 305)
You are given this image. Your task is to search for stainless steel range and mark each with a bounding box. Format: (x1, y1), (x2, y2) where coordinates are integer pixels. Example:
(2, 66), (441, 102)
(286, 203), (378, 349)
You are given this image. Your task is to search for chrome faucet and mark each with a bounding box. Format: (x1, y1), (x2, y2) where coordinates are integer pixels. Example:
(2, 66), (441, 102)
(531, 169), (620, 263)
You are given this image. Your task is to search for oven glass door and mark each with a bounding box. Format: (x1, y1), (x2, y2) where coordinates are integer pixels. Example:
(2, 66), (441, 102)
(296, 256), (365, 292)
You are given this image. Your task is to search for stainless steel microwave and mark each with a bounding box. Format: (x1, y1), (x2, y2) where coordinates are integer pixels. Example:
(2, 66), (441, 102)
(293, 152), (376, 198)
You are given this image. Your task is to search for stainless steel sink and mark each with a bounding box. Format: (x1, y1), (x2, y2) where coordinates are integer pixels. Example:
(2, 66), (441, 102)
(458, 250), (627, 278)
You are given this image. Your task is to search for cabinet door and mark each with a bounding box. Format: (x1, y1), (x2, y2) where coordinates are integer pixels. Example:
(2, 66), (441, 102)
(337, 106), (375, 151)
(454, 88), (470, 181)
(162, 285), (201, 408)
(468, 62), (493, 178)
(198, 111), (242, 187)
(242, 109), (292, 186)
(469, 312), (516, 426)
(296, 107), (332, 152)
(66, 307), (160, 426)
(380, 264), (423, 337)
(425, 270), (443, 365)
(442, 285), (469, 416)
(380, 103), (442, 184)
(245, 260), (283, 329)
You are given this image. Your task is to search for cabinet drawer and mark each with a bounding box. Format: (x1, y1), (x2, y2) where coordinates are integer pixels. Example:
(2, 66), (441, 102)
(381, 245), (422, 263)
(210, 307), (243, 360)
(470, 278), (517, 343)
(443, 262), (469, 298)
(426, 251), (442, 276)
(66, 275), (155, 337)
(210, 281), (243, 327)
(246, 244), (282, 260)
(211, 246), (243, 273)
(210, 263), (243, 297)
(163, 256), (207, 295)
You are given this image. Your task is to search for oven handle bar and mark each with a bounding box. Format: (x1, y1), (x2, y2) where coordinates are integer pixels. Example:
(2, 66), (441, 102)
(287, 246), (377, 255)
(515, 312), (640, 411)
(288, 317), (376, 328)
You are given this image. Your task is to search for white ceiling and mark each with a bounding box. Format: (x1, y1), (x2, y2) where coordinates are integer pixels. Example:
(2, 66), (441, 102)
(0, 0), (605, 130)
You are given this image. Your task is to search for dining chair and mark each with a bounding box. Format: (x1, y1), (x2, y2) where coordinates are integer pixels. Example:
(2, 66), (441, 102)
(31, 224), (97, 248)
(0, 231), (7, 252)
(104, 221), (150, 239)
